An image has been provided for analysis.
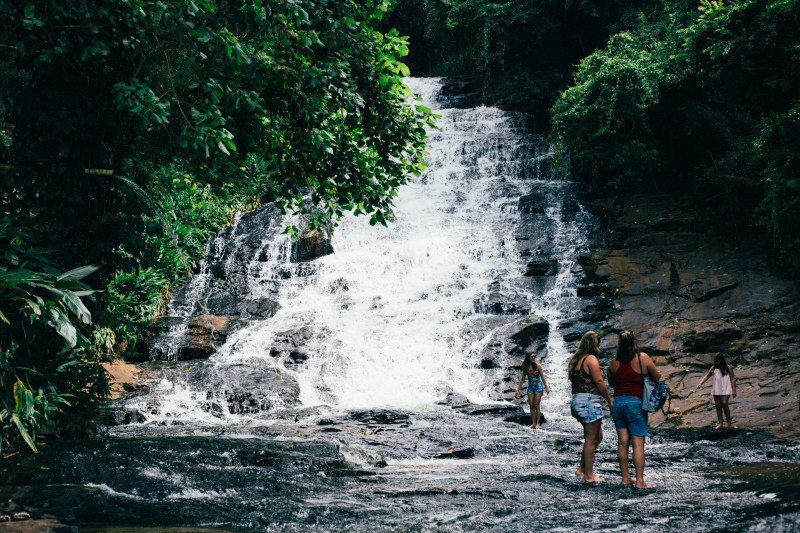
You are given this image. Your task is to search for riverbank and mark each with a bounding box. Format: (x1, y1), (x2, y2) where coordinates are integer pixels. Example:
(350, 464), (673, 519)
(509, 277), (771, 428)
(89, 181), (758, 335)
(579, 192), (800, 440)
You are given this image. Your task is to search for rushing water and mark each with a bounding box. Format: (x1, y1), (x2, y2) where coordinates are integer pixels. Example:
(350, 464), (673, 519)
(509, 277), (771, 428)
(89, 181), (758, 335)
(2, 78), (799, 532)
(125, 76), (591, 423)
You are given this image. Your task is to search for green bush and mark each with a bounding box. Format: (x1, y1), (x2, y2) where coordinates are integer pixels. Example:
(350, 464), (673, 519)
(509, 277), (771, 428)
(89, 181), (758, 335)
(0, 217), (109, 452)
(755, 104), (800, 275)
(103, 266), (170, 348)
(552, 33), (665, 190)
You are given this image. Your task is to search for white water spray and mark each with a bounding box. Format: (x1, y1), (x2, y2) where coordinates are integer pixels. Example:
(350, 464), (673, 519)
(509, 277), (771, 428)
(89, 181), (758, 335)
(125, 78), (594, 423)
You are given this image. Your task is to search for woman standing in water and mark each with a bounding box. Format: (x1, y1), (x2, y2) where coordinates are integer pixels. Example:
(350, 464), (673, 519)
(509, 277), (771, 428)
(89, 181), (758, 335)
(514, 351), (550, 428)
(697, 354), (736, 429)
(607, 330), (661, 488)
(568, 331), (613, 482)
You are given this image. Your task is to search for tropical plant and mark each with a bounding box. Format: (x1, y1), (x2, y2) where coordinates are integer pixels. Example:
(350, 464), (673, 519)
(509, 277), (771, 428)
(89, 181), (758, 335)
(0, 217), (108, 452)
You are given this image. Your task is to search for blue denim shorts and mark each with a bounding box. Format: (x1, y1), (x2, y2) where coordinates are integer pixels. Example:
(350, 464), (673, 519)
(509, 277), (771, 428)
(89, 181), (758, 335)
(570, 393), (604, 423)
(612, 395), (649, 437)
(527, 380), (544, 395)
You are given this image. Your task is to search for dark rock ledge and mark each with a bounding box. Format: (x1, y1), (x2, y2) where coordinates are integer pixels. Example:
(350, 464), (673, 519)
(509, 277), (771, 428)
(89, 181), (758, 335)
(578, 192), (800, 440)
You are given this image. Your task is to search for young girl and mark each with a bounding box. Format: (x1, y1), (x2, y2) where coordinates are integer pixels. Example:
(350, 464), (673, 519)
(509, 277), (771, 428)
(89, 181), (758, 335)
(697, 354), (737, 429)
(514, 351), (550, 428)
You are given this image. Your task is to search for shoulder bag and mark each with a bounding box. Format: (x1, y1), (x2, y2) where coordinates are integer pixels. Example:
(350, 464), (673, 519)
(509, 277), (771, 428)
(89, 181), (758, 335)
(638, 353), (670, 413)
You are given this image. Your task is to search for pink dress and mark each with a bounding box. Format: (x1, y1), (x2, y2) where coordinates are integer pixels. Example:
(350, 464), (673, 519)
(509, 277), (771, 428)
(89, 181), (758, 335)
(711, 369), (732, 396)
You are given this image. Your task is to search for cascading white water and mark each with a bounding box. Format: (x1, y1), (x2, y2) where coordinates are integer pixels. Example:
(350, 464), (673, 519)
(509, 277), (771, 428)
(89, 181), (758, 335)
(125, 78), (595, 423)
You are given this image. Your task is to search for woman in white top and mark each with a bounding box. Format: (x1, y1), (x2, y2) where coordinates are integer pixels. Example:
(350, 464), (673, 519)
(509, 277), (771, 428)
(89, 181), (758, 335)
(697, 354), (737, 429)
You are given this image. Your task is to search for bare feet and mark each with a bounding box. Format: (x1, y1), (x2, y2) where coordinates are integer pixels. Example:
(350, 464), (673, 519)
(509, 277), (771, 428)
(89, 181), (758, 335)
(528, 424), (536, 429)
(722, 421), (731, 428)
(621, 477), (635, 486)
(584, 475), (604, 483)
(534, 424), (541, 429)
(635, 481), (652, 488)
(714, 423), (723, 429)
(575, 468), (584, 476)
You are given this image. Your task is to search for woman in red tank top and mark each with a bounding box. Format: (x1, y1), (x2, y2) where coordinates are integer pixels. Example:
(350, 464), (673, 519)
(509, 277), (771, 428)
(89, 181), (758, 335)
(607, 330), (661, 488)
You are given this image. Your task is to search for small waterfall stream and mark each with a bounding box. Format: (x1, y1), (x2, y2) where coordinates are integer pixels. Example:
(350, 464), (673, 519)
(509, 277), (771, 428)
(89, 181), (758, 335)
(123, 77), (596, 424)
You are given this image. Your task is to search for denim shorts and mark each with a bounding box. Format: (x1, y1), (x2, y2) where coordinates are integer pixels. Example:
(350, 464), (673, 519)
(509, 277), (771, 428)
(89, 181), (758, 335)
(612, 395), (649, 437)
(570, 393), (604, 423)
(527, 380), (544, 395)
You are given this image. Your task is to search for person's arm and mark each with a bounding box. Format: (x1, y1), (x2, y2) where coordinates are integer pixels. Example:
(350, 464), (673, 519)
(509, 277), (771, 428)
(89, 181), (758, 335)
(514, 369), (525, 399)
(607, 360), (618, 388)
(538, 364), (550, 394)
(587, 356), (613, 408)
(642, 352), (661, 382)
(729, 365), (736, 398)
(697, 367), (714, 389)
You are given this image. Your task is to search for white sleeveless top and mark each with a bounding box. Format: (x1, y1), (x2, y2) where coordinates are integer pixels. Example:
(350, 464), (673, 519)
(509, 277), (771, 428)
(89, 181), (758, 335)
(712, 368), (732, 396)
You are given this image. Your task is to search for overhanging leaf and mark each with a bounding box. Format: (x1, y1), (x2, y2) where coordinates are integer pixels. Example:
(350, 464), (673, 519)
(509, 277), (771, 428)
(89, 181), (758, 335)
(56, 265), (100, 282)
(49, 308), (77, 347)
(11, 414), (38, 453)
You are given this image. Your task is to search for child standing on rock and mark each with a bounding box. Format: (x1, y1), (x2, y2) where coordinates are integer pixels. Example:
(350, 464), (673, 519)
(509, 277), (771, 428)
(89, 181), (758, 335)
(697, 354), (737, 429)
(514, 351), (550, 428)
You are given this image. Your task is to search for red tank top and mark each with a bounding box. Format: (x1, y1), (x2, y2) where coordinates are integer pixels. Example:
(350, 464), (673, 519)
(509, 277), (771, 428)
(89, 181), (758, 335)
(613, 360), (643, 398)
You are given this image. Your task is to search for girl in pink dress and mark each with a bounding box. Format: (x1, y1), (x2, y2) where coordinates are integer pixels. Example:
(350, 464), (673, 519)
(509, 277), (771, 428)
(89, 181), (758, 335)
(697, 354), (737, 429)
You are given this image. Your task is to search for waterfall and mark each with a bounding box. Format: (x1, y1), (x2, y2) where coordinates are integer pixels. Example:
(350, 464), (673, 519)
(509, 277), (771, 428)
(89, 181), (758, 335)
(124, 78), (595, 424)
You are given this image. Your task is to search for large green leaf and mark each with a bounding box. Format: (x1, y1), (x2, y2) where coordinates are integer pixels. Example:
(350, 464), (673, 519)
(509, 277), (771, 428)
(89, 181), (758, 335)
(56, 265), (100, 282)
(61, 291), (92, 325)
(11, 414), (37, 453)
(48, 307), (77, 347)
(13, 381), (29, 412)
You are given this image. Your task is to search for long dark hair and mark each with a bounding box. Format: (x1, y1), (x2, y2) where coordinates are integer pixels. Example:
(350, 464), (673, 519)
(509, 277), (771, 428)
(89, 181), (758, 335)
(567, 331), (600, 374)
(714, 354), (730, 376)
(615, 330), (638, 364)
(522, 351), (536, 372)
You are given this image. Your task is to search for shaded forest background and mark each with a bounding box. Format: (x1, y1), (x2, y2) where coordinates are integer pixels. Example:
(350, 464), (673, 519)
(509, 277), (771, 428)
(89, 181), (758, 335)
(0, 0), (798, 452)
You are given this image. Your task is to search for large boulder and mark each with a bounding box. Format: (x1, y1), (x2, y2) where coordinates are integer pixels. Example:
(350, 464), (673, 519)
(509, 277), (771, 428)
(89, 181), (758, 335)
(135, 315), (235, 361)
(181, 315), (232, 360)
(292, 229), (333, 262)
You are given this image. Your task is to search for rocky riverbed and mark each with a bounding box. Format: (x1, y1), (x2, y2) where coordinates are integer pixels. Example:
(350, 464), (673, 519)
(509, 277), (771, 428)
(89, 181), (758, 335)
(2, 404), (800, 532)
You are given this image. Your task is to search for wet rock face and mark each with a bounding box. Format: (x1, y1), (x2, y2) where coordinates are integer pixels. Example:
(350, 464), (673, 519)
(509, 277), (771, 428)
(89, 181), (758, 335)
(463, 316), (551, 400)
(292, 229), (333, 262)
(579, 193), (800, 438)
(134, 314), (236, 361)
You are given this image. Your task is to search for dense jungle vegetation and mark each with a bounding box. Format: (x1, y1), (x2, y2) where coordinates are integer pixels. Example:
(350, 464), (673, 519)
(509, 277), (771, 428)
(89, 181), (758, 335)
(384, 0), (800, 272)
(0, 0), (797, 453)
(0, 0), (432, 452)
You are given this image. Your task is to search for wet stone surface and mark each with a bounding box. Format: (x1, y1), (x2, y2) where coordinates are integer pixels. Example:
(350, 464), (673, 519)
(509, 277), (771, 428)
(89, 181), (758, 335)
(1, 407), (799, 532)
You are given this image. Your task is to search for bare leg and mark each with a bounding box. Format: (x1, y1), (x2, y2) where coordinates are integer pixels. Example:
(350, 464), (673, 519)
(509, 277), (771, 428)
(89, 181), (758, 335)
(720, 395), (731, 427)
(581, 419), (604, 482)
(617, 428), (634, 485)
(631, 435), (651, 488)
(575, 422), (585, 476)
(527, 393), (536, 428)
(713, 396), (724, 429)
(532, 393), (543, 428)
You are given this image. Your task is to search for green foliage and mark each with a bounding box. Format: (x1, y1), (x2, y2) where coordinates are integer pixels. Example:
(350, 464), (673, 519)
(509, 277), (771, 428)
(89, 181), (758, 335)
(754, 104), (800, 275)
(1, 0), (432, 244)
(103, 267), (170, 347)
(0, 217), (109, 452)
(552, 33), (666, 189)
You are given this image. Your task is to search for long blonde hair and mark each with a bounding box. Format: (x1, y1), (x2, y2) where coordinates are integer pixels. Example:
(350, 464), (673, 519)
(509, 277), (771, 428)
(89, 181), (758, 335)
(567, 331), (600, 375)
